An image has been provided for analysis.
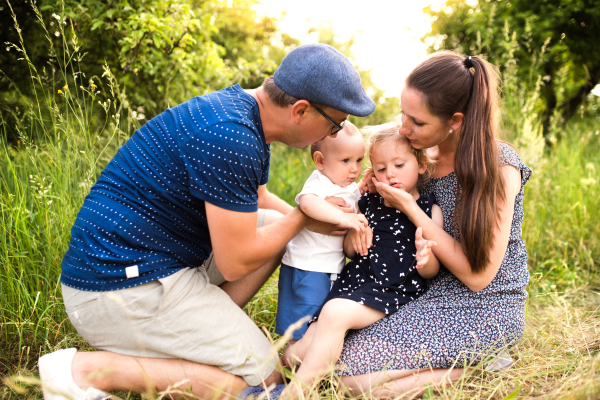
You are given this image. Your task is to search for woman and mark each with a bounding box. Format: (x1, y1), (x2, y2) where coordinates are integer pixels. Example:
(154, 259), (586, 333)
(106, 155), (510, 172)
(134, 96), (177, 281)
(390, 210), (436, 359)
(338, 51), (532, 397)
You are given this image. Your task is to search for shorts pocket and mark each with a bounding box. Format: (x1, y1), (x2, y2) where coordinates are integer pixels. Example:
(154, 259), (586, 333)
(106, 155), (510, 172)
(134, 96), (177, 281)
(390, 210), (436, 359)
(64, 292), (99, 313)
(292, 270), (331, 307)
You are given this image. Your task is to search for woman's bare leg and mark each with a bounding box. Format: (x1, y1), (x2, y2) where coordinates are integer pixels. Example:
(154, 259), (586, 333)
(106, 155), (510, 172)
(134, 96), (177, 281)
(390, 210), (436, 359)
(340, 367), (465, 399)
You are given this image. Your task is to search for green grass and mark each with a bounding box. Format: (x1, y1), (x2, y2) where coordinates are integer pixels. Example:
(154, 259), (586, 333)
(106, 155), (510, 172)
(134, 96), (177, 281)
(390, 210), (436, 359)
(1, 3), (600, 399)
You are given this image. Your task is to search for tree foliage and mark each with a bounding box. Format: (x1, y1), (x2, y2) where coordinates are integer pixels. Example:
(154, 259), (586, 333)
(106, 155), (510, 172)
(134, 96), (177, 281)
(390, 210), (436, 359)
(424, 0), (600, 133)
(0, 0), (294, 132)
(0, 0), (397, 142)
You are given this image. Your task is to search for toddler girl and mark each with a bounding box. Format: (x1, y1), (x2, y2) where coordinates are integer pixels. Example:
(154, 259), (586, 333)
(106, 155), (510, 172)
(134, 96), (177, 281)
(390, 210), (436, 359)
(281, 122), (444, 395)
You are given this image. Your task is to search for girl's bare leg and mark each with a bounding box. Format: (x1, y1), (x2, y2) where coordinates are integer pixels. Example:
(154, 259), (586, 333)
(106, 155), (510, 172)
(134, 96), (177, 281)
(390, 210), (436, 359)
(283, 323), (317, 369)
(282, 299), (385, 398)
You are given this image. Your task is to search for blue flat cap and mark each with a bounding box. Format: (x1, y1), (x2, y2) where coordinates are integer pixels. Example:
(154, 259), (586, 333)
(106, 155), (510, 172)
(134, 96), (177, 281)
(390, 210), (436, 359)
(274, 43), (376, 117)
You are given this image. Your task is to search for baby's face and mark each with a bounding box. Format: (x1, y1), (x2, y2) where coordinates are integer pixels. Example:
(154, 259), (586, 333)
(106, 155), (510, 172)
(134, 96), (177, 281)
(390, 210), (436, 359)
(371, 140), (424, 197)
(319, 133), (365, 187)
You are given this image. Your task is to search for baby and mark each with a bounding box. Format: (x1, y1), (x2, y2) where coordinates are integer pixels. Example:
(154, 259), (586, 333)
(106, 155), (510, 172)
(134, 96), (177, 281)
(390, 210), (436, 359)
(275, 121), (367, 342)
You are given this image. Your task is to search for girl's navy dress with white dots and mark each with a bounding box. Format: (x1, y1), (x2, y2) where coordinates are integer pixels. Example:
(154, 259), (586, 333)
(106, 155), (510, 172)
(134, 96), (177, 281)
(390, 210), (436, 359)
(314, 192), (435, 319)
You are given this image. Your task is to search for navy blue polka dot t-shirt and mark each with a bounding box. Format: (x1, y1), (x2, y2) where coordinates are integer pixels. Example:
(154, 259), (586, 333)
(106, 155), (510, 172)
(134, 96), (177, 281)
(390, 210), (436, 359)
(61, 85), (270, 291)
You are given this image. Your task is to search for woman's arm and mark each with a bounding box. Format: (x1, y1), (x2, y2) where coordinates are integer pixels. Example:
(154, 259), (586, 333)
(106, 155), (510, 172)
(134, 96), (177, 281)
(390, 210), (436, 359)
(414, 205), (443, 279)
(375, 165), (522, 292)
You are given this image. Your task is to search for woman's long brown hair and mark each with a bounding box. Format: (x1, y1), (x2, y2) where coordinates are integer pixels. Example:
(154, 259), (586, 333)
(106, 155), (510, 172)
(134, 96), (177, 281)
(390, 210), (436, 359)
(406, 51), (505, 274)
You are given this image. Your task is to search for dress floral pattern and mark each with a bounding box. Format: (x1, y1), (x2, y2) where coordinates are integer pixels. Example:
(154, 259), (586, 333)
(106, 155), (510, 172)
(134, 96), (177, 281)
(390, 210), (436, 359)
(337, 143), (532, 374)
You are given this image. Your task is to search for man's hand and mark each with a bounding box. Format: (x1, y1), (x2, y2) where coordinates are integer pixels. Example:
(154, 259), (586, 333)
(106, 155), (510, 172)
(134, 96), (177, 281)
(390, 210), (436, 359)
(302, 196), (355, 236)
(324, 196), (354, 213)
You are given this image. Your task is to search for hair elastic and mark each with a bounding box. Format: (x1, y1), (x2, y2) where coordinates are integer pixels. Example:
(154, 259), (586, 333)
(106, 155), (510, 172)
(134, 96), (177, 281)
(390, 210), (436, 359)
(465, 56), (473, 69)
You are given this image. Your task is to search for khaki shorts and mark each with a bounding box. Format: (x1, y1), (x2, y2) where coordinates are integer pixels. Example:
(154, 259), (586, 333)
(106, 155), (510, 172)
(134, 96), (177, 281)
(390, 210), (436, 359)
(62, 209), (277, 386)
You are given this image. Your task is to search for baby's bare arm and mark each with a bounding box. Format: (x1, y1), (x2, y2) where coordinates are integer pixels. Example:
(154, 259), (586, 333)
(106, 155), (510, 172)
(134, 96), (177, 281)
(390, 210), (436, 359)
(299, 195), (368, 233)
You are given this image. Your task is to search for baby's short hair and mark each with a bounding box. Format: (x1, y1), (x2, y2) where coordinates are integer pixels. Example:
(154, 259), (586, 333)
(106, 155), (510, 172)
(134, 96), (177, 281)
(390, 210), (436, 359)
(362, 121), (436, 188)
(310, 120), (361, 159)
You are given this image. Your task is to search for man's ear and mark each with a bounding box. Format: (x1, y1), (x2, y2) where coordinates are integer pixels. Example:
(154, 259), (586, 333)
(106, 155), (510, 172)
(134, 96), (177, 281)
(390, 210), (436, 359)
(313, 151), (325, 170)
(449, 112), (464, 133)
(290, 100), (311, 124)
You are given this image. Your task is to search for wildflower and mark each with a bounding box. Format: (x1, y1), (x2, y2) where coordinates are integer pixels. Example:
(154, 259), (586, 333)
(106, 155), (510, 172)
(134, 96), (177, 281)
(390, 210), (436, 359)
(63, 85), (68, 90)
(294, 158), (300, 164)
(281, 183), (285, 188)
(55, 31), (60, 37)
(58, 90), (63, 94)
(91, 83), (97, 89)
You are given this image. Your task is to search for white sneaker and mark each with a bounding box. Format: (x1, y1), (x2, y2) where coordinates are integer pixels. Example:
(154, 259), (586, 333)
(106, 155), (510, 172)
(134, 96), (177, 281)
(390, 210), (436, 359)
(39, 348), (110, 400)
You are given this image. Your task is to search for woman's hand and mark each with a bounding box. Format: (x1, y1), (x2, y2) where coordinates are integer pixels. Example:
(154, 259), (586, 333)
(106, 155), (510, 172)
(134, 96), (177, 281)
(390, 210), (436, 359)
(358, 168), (377, 195)
(372, 177), (418, 215)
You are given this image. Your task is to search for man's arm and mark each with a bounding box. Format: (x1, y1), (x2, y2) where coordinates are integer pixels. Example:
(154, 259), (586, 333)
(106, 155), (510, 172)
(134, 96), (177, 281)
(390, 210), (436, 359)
(257, 184), (293, 215)
(206, 203), (307, 281)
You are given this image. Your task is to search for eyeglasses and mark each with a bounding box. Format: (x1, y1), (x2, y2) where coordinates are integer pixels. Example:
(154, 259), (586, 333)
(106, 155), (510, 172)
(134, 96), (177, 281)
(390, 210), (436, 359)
(291, 101), (345, 135)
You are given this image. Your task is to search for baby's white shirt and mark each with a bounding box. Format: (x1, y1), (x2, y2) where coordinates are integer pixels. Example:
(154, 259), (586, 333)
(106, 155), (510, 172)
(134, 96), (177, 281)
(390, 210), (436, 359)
(282, 170), (361, 274)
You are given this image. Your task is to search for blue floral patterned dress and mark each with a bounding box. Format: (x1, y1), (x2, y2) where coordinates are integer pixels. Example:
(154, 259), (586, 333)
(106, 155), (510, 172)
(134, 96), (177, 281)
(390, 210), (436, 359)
(337, 143), (532, 374)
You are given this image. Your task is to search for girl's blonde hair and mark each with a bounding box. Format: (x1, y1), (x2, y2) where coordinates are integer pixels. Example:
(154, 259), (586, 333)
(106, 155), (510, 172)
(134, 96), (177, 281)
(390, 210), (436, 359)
(362, 121), (436, 189)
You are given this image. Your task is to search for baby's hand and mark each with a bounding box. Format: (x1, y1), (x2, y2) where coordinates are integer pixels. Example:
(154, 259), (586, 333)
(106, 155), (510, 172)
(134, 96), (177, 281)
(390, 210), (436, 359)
(415, 227), (437, 269)
(338, 213), (368, 233)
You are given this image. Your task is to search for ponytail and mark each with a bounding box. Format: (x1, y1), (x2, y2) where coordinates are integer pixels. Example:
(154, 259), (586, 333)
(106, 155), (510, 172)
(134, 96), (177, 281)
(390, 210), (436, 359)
(406, 52), (505, 274)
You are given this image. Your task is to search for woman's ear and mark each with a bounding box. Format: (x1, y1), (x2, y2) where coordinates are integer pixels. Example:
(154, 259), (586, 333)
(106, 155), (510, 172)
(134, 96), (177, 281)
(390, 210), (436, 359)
(290, 100), (311, 124)
(313, 151), (325, 170)
(449, 112), (464, 133)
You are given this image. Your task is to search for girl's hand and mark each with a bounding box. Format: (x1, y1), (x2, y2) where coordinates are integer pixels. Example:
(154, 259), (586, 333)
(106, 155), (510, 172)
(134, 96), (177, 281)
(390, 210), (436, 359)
(358, 168), (377, 195)
(350, 225), (373, 256)
(373, 177), (417, 214)
(415, 227), (437, 268)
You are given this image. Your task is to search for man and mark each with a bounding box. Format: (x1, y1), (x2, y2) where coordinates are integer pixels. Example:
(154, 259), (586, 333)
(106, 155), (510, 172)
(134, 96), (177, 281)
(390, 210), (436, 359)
(39, 43), (375, 400)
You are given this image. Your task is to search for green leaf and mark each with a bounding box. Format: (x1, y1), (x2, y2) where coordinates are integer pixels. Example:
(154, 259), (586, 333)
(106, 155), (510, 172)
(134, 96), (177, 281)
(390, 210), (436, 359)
(501, 386), (521, 400)
(153, 33), (161, 48)
(90, 20), (104, 31)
